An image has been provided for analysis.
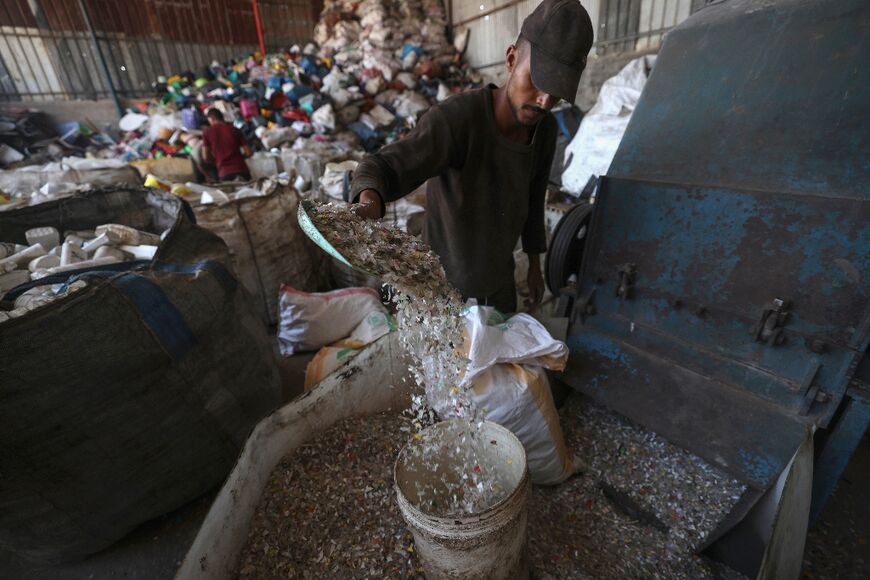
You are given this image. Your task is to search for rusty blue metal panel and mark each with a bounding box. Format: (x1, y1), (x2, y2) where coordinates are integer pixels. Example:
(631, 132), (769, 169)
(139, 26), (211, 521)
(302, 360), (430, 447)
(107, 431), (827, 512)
(562, 332), (810, 491)
(609, 0), (870, 199)
(576, 178), (868, 426)
(564, 0), (870, 504)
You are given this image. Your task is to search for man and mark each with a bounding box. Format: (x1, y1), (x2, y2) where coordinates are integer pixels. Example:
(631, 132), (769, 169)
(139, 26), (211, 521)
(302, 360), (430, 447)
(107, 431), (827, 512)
(352, 0), (593, 313)
(202, 108), (252, 181)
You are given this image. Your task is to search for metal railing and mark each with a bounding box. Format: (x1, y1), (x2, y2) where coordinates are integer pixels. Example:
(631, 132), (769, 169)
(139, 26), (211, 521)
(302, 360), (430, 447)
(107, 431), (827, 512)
(595, 0), (712, 55)
(0, 0), (320, 103)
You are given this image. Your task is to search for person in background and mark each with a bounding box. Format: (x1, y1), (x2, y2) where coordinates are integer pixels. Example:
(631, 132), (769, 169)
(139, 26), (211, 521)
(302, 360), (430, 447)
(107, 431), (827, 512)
(183, 132), (217, 182)
(351, 0), (594, 313)
(202, 108), (252, 181)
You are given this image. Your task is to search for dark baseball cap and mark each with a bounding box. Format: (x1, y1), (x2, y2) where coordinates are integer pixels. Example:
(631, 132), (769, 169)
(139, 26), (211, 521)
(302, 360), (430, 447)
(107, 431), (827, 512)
(520, 0), (594, 102)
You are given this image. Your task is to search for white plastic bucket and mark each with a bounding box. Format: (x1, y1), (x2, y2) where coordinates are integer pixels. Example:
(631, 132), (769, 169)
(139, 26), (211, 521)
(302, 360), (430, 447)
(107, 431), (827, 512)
(394, 420), (531, 580)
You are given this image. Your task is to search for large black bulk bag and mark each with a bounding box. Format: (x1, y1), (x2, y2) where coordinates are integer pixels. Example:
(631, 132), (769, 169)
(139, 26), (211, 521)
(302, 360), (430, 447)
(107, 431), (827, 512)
(0, 186), (281, 562)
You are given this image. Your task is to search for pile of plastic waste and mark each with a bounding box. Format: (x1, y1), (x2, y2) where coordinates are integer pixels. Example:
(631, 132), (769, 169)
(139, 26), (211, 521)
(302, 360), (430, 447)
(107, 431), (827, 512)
(1, 0), (476, 219)
(0, 108), (116, 170)
(0, 223), (164, 321)
(105, 0), (477, 168)
(0, 157), (140, 210)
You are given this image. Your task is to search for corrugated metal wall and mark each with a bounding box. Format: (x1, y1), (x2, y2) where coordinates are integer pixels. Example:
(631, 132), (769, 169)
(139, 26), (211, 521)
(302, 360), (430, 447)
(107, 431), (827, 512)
(0, 0), (321, 102)
(453, 0), (703, 83)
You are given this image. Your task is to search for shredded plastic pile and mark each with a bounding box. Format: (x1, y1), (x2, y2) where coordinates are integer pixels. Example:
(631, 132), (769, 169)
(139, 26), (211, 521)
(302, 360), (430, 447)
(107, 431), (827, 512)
(528, 395), (747, 579)
(238, 412), (423, 579)
(237, 394), (748, 579)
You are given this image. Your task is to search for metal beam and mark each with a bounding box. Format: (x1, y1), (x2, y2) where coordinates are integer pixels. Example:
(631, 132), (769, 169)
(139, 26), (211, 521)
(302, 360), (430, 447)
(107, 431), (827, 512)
(76, 0), (123, 117)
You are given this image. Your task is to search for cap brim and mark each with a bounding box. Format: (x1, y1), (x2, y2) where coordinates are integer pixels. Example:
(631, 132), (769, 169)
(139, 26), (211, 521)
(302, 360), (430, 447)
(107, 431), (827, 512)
(529, 44), (582, 103)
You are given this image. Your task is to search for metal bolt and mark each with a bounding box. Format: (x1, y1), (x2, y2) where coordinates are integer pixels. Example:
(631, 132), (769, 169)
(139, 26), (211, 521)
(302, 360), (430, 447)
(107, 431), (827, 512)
(808, 339), (826, 354)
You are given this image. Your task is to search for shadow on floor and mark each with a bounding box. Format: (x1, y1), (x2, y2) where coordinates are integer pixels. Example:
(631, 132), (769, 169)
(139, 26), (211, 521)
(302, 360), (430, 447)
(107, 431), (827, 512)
(802, 431), (870, 578)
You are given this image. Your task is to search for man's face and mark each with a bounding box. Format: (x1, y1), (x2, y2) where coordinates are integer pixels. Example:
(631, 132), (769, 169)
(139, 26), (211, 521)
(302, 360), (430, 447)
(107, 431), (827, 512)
(207, 116), (219, 126)
(506, 44), (559, 126)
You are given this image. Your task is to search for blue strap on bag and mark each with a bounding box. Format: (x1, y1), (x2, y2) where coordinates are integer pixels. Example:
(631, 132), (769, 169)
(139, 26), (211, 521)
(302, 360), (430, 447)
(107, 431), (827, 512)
(2, 260), (236, 360)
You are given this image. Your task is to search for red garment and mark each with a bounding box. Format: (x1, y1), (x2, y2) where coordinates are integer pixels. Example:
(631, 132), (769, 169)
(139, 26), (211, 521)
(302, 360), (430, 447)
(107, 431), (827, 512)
(281, 109), (309, 123)
(202, 122), (249, 178)
(269, 91), (289, 109)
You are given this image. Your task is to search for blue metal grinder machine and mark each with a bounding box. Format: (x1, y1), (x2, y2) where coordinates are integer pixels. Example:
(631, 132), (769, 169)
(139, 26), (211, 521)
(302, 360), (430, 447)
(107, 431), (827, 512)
(547, 0), (869, 576)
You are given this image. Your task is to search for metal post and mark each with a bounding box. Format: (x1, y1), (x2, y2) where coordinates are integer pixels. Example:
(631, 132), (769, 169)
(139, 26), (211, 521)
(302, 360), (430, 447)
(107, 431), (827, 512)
(76, 0), (123, 117)
(251, 0), (267, 57)
(446, 0), (453, 42)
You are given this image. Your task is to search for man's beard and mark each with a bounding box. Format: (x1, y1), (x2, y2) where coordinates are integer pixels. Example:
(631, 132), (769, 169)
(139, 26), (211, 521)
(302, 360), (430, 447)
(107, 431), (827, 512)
(508, 93), (546, 127)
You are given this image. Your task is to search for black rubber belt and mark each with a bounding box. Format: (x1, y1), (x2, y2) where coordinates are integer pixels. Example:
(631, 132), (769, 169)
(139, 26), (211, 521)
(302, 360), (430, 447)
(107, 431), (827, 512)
(545, 202), (593, 294)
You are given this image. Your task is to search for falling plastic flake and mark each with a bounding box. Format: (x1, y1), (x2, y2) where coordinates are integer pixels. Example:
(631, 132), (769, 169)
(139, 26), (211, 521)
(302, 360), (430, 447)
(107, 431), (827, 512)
(308, 201), (499, 516)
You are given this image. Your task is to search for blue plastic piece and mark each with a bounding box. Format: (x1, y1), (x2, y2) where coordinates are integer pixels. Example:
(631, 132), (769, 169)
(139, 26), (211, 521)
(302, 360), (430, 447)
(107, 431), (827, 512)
(401, 44), (424, 59)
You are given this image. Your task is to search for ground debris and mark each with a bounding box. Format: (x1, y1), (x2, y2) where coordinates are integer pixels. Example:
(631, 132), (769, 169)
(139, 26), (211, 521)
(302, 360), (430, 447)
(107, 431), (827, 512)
(237, 395), (748, 579)
(528, 395), (748, 579)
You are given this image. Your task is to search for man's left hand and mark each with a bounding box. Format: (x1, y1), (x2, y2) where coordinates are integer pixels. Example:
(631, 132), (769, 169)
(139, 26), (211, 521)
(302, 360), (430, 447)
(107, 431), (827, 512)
(526, 255), (545, 310)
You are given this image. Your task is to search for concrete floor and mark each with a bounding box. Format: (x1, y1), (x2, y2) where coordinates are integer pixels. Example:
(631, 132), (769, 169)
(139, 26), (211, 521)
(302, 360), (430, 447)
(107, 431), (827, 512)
(1, 359), (867, 579)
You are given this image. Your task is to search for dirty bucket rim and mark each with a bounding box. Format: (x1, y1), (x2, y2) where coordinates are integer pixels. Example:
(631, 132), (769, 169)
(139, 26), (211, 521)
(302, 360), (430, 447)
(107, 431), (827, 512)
(393, 419), (529, 523)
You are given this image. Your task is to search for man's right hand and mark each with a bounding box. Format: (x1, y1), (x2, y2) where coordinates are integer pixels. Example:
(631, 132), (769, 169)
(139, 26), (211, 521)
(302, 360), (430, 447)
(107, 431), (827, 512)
(353, 189), (383, 220)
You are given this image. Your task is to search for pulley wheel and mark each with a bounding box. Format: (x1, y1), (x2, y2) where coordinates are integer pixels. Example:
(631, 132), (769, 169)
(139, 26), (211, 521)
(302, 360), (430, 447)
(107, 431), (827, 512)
(545, 202), (593, 294)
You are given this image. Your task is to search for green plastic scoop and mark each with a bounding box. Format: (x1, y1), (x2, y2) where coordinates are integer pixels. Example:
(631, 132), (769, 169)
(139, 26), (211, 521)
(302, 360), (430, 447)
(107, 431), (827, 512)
(297, 199), (374, 275)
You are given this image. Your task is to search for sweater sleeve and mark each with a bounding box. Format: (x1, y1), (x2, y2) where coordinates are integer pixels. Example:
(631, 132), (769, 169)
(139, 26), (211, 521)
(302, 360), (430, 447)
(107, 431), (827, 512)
(350, 106), (456, 213)
(522, 121), (556, 255)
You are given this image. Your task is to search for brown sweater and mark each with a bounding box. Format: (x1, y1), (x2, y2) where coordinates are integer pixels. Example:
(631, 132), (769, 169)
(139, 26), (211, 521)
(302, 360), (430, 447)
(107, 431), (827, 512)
(350, 85), (555, 299)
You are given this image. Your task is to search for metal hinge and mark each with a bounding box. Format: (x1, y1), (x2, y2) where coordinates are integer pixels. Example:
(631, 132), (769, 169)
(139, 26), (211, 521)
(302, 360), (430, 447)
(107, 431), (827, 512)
(616, 263), (636, 300)
(575, 287), (597, 323)
(554, 277), (578, 319)
(797, 358), (830, 415)
(752, 298), (789, 345)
